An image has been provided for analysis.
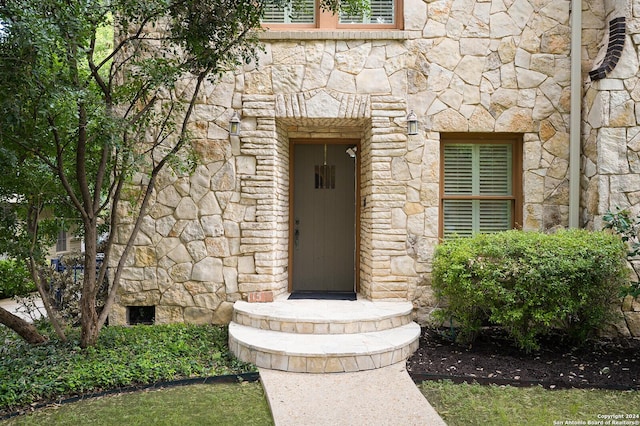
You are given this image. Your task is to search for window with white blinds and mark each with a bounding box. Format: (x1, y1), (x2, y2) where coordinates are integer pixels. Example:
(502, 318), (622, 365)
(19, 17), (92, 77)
(262, 0), (315, 24)
(442, 142), (518, 238)
(261, 0), (400, 28)
(339, 0), (395, 24)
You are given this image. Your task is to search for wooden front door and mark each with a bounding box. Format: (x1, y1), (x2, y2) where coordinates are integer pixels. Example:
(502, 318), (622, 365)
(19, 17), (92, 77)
(291, 142), (357, 292)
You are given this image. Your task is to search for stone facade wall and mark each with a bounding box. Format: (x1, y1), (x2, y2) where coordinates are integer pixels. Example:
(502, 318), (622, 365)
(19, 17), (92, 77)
(110, 0), (620, 327)
(582, 0), (639, 230)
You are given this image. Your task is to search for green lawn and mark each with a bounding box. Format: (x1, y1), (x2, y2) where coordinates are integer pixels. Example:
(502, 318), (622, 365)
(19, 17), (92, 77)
(2, 383), (273, 426)
(420, 380), (640, 426)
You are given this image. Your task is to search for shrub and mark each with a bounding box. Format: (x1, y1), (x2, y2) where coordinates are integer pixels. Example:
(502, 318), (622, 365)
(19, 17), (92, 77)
(432, 229), (627, 351)
(603, 207), (640, 297)
(0, 324), (256, 412)
(0, 259), (36, 299)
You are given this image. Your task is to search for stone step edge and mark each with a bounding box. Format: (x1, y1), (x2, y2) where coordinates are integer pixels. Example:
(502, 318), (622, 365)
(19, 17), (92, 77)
(232, 300), (414, 334)
(229, 322), (420, 373)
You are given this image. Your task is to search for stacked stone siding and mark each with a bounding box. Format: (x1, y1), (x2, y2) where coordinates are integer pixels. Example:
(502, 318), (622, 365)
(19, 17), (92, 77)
(110, 0), (640, 333)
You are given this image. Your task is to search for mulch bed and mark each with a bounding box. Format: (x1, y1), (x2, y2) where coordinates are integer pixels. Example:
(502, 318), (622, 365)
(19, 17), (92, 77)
(407, 327), (640, 390)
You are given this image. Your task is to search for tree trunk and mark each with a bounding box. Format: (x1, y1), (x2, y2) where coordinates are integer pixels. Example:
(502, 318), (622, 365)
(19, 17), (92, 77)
(80, 220), (100, 348)
(0, 306), (47, 344)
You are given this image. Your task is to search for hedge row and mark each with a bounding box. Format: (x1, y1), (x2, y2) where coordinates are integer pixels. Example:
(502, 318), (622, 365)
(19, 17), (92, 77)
(432, 229), (627, 351)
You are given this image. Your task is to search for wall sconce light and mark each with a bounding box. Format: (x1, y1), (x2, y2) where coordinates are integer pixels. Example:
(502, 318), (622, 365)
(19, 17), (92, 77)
(229, 111), (241, 136)
(406, 110), (418, 135)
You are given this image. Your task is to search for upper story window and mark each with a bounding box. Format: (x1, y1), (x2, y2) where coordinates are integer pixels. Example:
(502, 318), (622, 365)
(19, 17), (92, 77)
(262, 0), (402, 29)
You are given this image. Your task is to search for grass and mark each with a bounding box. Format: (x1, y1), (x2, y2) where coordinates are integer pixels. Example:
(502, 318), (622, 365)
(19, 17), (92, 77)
(2, 383), (273, 426)
(420, 380), (640, 426)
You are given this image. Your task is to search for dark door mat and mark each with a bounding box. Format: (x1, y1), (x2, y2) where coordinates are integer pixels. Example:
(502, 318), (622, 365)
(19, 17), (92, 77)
(288, 291), (357, 301)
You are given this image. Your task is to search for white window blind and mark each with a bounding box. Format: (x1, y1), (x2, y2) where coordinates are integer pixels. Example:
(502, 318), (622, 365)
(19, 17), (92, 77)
(262, 0), (315, 23)
(339, 0), (395, 24)
(443, 143), (513, 238)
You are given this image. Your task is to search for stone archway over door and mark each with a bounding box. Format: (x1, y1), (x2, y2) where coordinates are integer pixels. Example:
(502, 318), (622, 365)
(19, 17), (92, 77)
(291, 142), (357, 292)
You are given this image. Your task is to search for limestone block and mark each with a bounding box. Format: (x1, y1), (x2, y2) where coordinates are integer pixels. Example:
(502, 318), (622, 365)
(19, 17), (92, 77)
(180, 221), (205, 243)
(198, 192), (222, 216)
(405, 0), (428, 30)
(200, 216), (225, 239)
(157, 185), (181, 208)
(508, 0), (534, 29)
(335, 43), (371, 74)
(193, 293), (222, 311)
(186, 240), (208, 263)
(135, 247), (157, 268)
(407, 213), (425, 235)
(184, 307), (213, 325)
(459, 38), (490, 57)
(391, 256), (416, 276)
(426, 38), (461, 71)
(184, 280), (216, 295)
(205, 237), (231, 257)
(609, 95), (636, 127)
(490, 12), (519, 38)
(455, 56), (485, 85)
(524, 171), (545, 203)
(168, 262), (193, 283)
(426, 64), (454, 92)
(236, 156), (257, 175)
(191, 257), (224, 283)
(148, 201), (174, 220)
(540, 26), (570, 55)
(625, 311), (640, 337)
(156, 216), (177, 237)
(238, 256), (256, 274)
(156, 237), (181, 259)
(212, 301), (235, 324)
(161, 285), (195, 306)
(174, 198), (198, 220)
(432, 109), (468, 131)
(516, 67), (547, 89)
(272, 65), (304, 93)
(391, 157), (411, 181)
(224, 266), (239, 293)
(327, 70), (357, 93)
(245, 70), (273, 95)
(495, 107), (534, 132)
(211, 161), (235, 191)
(167, 244), (192, 264)
(598, 128), (627, 174)
(192, 139), (228, 163)
(356, 69), (391, 94)
(223, 203), (246, 222)
(469, 107), (495, 131)
(497, 37), (516, 63)
(154, 305), (184, 324)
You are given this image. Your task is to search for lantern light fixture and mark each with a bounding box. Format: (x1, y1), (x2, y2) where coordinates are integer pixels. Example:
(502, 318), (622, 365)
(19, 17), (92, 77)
(406, 110), (418, 135)
(229, 111), (241, 136)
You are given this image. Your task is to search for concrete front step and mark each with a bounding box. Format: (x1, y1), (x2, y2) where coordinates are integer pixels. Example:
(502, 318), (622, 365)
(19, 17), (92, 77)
(232, 299), (414, 334)
(229, 298), (422, 373)
(229, 322), (420, 373)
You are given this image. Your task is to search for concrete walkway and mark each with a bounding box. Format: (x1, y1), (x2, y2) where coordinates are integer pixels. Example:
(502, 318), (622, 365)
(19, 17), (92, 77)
(259, 362), (447, 426)
(0, 296), (45, 322)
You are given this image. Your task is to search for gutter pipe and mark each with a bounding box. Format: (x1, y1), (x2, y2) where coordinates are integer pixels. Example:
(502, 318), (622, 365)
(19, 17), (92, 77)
(569, 0), (582, 228)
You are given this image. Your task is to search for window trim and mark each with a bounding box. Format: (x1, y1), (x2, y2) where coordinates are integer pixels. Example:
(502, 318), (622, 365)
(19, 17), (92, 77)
(262, 0), (403, 30)
(439, 133), (523, 239)
(56, 229), (68, 253)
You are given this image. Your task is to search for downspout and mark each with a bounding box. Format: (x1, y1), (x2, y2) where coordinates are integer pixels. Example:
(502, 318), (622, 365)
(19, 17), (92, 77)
(568, 0), (582, 228)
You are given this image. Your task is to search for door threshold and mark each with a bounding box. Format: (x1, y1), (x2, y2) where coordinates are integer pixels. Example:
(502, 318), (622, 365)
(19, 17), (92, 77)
(288, 291), (357, 301)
